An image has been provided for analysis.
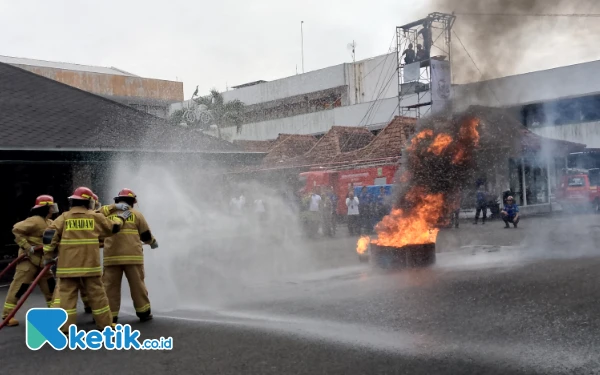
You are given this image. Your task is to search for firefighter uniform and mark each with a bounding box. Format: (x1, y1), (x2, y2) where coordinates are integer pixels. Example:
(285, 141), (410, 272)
(2, 196), (57, 326)
(50, 202), (121, 313)
(101, 190), (157, 322)
(43, 187), (128, 333)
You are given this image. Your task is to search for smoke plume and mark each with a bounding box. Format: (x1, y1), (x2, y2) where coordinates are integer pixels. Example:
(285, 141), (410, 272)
(426, 0), (600, 81)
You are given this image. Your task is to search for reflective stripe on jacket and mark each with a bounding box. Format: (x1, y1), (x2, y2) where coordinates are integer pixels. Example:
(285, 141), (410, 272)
(13, 216), (52, 267)
(43, 206), (123, 277)
(102, 207), (155, 266)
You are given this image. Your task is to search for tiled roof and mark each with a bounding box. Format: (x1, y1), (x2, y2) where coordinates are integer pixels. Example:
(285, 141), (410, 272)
(304, 126), (374, 164)
(0, 62), (240, 153)
(233, 140), (276, 152)
(262, 134), (317, 166)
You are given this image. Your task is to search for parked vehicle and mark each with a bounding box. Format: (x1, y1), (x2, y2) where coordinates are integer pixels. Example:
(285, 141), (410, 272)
(556, 168), (600, 213)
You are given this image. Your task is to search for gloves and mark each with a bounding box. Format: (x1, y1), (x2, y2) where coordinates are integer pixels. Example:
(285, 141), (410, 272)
(115, 203), (130, 211)
(150, 240), (159, 249)
(116, 210), (132, 222)
(43, 257), (57, 267)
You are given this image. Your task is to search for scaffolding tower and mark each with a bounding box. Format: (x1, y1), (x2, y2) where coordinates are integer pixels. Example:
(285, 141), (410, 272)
(397, 12), (456, 119)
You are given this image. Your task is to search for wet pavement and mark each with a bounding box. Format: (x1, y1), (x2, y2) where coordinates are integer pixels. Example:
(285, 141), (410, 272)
(1, 214), (599, 374)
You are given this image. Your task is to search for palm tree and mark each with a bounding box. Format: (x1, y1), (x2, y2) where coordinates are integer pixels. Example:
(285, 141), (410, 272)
(193, 89), (246, 138)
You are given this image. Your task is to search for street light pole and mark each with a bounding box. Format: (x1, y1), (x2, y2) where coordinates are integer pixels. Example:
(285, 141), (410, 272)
(301, 21), (305, 73)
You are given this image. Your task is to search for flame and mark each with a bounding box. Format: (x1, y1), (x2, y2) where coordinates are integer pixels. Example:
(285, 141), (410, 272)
(356, 116), (481, 254)
(357, 236), (370, 255)
(427, 133), (452, 156)
(459, 117), (480, 147)
(452, 117), (480, 165)
(373, 189), (445, 248)
(408, 129), (433, 151)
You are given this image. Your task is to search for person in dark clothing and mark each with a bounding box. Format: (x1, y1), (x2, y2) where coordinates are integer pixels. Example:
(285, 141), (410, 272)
(402, 43), (416, 64)
(418, 21), (432, 57)
(374, 186), (391, 229)
(450, 190), (461, 228)
(473, 185), (487, 225)
(501, 196), (520, 228)
(321, 186), (337, 237)
(327, 186), (338, 235)
(358, 187), (372, 234)
(415, 44), (427, 62)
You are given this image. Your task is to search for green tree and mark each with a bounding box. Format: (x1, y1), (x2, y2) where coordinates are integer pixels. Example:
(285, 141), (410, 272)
(170, 88), (246, 139)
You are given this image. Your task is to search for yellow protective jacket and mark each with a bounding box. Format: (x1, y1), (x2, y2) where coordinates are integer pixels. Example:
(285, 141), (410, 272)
(43, 206), (124, 278)
(13, 216), (53, 267)
(101, 206), (155, 266)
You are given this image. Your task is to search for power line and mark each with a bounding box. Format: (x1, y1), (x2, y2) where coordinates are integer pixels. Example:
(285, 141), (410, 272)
(452, 30), (501, 105)
(455, 12), (600, 18)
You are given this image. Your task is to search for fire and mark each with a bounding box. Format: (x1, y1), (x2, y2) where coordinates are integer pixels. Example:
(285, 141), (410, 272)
(459, 117), (480, 147)
(356, 115), (481, 255)
(373, 189), (445, 248)
(427, 133), (452, 156)
(408, 129), (433, 151)
(357, 236), (370, 255)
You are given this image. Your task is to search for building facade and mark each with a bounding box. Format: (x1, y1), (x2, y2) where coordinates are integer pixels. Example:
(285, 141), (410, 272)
(170, 53), (416, 140)
(0, 55), (184, 118)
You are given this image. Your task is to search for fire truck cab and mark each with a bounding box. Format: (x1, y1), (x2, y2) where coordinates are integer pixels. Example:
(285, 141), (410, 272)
(556, 168), (600, 212)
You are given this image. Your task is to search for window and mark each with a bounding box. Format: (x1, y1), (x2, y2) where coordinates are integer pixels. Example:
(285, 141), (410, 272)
(568, 177), (585, 187)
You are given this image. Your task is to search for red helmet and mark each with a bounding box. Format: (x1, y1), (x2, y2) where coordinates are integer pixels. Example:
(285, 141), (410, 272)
(69, 187), (94, 201)
(33, 195), (55, 209)
(115, 188), (137, 203)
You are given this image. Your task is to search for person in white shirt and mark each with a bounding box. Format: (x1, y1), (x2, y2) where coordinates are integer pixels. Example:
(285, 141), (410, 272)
(346, 191), (360, 235)
(254, 198), (267, 222)
(305, 188), (322, 237)
(309, 192), (321, 212)
(229, 197), (243, 216)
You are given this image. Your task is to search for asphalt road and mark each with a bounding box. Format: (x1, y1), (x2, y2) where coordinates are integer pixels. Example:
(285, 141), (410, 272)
(1, 214), (600, 374)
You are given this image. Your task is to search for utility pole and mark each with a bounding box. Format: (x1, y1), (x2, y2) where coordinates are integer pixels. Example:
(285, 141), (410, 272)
(301, 21), (305, 73)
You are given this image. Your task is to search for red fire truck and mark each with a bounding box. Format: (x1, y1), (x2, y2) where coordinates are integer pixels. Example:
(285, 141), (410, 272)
(556, 168), (600, 212)
(299, 162), (398, 215)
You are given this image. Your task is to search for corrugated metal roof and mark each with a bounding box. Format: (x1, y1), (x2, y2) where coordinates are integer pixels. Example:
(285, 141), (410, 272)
(0, 55), (138, 77)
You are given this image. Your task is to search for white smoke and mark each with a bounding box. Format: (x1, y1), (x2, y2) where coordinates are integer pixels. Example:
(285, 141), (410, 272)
(106, 158), (319, 313)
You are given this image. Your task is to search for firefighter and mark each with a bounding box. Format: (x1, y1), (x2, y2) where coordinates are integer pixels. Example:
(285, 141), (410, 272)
(101, 188), (158, 323)
(43, 187), (131, 333)
(1, 195), (59, 327)
(51, 193), (128, 316)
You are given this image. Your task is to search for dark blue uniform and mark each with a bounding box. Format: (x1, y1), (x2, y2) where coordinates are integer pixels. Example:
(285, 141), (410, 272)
(502, 203), (520, 227)
(474, 190), (487, 224)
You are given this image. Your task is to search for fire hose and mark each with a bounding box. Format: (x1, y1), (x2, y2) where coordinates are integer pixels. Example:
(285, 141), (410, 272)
(0, 261), (54, 331)
(0, 253), (27, 280)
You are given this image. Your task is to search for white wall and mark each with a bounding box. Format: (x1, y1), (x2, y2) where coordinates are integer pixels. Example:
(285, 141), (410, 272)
(221, 65), (345, 106)
(454, 59), (600, 109)
(531, 122), (600, 148)
(345, 53), (399, 106)
(220, 97), (404, 141)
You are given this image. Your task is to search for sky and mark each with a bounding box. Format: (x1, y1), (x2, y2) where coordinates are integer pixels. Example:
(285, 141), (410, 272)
(1, 0), (600, 99)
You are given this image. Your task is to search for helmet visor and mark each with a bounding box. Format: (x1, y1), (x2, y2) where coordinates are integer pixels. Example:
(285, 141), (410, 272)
(50, 203), (59, 214)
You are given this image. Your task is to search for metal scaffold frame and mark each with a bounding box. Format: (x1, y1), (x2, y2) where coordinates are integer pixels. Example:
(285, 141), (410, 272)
(396, 12), (456, 119)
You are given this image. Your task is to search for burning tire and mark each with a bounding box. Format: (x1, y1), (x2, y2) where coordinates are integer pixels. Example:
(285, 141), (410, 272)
(369, 243), (436, 269)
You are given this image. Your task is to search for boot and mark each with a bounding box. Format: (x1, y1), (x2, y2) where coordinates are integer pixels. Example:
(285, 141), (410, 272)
(140, 314), (153, 323)
(504, 223), (510, 228)
(2, 317), (19, 327)
(513, 222), (518, 228)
